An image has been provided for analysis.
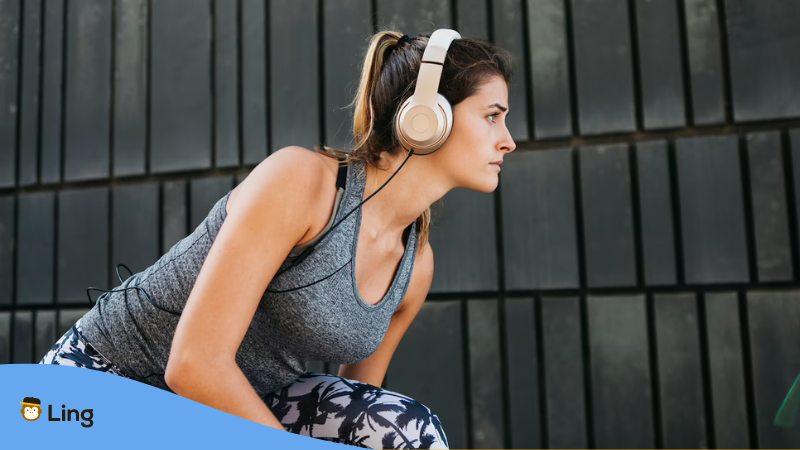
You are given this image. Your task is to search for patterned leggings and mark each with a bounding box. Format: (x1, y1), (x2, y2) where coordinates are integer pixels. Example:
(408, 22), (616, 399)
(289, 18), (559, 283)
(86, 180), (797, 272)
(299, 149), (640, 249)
(38, 320), (449, 449)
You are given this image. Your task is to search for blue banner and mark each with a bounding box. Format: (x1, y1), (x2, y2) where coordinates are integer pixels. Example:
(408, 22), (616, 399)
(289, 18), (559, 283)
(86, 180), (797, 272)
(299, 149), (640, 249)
(1, 364), (347, 449)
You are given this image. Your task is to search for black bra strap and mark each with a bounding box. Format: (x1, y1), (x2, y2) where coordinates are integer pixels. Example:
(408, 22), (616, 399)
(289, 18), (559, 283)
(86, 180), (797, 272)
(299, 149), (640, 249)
(336, 162), (348, 190)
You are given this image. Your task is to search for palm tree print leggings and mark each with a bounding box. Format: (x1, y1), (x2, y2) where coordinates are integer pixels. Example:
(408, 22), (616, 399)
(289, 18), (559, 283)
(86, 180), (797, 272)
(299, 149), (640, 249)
(39, 319), (450, 449)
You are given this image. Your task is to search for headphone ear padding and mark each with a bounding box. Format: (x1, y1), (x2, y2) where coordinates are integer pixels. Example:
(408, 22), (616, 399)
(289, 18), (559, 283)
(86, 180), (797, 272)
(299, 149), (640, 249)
(394, 93), (453, 154)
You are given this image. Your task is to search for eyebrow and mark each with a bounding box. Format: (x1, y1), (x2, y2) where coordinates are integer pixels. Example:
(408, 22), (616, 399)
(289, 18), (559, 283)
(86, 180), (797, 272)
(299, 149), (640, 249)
(486, 103), (508, 112)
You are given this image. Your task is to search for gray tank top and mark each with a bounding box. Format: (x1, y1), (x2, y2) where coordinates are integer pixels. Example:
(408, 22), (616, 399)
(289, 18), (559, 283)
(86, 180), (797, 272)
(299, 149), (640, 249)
(78, 158), (419, 397)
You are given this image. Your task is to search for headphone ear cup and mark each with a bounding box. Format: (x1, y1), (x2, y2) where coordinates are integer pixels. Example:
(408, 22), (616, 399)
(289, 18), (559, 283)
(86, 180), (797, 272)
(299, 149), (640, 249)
(394, 93), (454, 154)
(393, 97), (411, 143)
(432, 93), (454, 151)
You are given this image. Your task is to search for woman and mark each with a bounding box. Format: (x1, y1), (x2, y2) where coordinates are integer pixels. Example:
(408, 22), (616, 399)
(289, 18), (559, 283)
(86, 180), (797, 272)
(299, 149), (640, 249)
(39, 29), (515, 448)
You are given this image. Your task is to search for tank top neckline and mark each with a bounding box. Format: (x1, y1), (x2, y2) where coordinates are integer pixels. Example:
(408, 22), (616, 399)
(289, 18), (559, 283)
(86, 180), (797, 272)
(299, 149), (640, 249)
(346, 159), (418, 310)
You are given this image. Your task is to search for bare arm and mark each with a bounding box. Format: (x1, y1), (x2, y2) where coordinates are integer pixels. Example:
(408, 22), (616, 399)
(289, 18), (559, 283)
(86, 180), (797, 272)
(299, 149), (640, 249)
(164, 146), (326, 430)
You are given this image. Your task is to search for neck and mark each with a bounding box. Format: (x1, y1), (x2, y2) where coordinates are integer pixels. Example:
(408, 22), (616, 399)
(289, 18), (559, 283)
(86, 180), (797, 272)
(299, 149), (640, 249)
(358, 150), (452, 246)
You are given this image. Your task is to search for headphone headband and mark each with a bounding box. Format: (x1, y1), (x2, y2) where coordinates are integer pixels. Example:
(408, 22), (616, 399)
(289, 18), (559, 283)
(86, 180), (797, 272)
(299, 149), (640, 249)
(412, 29), (462, 108)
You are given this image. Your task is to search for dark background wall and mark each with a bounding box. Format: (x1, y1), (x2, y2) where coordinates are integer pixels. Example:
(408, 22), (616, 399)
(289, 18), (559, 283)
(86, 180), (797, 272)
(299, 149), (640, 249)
(2, 0), (800, 448)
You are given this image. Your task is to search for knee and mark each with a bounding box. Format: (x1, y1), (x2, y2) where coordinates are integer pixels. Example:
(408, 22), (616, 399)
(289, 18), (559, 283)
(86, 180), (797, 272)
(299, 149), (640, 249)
(416, 409), (448, 448)
(379, 391), (449, 448)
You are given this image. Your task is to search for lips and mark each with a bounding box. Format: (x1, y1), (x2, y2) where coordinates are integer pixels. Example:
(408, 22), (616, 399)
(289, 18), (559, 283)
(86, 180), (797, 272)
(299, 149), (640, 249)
(489, 161), (503, 166)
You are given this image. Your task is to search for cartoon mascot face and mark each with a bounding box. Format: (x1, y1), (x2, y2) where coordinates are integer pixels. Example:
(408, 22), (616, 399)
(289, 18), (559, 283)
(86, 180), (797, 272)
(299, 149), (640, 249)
(20, 397), (42, 421)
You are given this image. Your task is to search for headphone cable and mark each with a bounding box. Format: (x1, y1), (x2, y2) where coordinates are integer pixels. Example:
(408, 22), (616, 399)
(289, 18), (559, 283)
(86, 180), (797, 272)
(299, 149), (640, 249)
(271, 146), (418, 279)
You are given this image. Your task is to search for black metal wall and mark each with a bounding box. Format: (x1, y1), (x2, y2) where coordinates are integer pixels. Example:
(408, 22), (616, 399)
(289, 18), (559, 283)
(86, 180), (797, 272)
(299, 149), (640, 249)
(1, 0), (800, 448)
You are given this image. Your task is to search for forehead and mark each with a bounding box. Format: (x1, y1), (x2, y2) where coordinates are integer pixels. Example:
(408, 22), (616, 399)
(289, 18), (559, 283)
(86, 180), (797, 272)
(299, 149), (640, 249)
(469, 76), (508, 104)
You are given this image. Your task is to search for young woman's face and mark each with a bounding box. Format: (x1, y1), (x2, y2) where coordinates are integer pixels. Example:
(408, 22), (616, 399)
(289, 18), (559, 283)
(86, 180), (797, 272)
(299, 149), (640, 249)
(435, 75), (516, 192)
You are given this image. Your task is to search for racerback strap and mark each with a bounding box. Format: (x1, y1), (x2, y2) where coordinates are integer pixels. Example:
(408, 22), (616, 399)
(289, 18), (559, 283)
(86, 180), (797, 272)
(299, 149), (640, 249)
(336, 162), (348, 190)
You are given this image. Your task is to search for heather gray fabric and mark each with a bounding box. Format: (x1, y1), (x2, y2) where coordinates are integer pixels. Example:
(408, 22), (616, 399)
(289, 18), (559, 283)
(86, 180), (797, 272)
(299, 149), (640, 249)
(288, 187), (344, 257)
(77, 159), (419, 397)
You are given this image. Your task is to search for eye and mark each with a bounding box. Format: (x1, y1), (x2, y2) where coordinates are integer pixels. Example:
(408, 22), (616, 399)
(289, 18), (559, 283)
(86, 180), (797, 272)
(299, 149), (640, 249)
(488, 113), (500, 124)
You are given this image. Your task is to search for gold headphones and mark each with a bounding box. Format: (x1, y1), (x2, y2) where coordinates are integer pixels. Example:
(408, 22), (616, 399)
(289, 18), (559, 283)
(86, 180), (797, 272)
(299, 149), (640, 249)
(393, 29), (461, 155)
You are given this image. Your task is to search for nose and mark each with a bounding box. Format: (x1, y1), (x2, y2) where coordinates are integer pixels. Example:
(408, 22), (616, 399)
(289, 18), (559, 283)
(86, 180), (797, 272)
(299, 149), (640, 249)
(498, 126), (516, 153)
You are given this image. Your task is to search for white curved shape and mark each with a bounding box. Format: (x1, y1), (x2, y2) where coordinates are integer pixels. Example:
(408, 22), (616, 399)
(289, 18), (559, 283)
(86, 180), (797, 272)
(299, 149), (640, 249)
(412, 29), (461, 108)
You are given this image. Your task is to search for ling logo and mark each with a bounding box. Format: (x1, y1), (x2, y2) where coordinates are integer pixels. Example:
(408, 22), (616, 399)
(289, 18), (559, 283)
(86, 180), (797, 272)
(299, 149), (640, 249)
(19, 396), (94, 428)
(20, 397), (42, 421)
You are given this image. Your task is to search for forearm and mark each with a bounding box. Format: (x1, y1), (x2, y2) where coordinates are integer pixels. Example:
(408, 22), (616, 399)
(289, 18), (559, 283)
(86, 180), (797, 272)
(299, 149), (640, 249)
(168, 360), (286, 431)
(338, 363), (385, 388)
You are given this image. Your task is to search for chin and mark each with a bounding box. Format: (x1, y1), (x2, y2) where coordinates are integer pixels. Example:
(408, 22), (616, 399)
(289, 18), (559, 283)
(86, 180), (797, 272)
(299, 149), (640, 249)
(471, 176), (500, 193)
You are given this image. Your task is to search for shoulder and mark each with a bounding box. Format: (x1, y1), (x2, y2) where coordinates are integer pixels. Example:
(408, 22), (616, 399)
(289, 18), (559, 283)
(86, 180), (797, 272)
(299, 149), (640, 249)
(229, 146), (336, 212)
(271, 145), (336, 175)
(255, 145), (338, 177)
(397, 240), (434, 315)
(276, 145), (342, 185)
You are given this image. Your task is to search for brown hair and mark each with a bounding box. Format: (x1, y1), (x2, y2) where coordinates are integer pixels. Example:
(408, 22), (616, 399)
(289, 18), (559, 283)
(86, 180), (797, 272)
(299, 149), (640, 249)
(313, 30), (513, 255)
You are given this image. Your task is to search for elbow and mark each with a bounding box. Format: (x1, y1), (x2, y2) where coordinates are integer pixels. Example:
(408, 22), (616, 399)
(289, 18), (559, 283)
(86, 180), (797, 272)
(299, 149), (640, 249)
(164, 356), (191, 393)
(164, 352), (238, 393)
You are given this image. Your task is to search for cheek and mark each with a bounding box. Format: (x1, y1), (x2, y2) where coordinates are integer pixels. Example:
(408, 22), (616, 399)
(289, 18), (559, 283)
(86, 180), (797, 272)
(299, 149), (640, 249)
(450, 120), (487, 148)
(452, 113), (485, 134)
